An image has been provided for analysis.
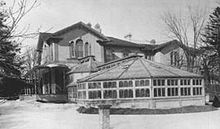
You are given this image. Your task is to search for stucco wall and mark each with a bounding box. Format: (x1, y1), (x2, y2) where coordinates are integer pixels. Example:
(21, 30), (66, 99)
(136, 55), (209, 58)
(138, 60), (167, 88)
(47, 29), (104, 62)
(58, 45), (70, 61)
(81, 33), (104, 62)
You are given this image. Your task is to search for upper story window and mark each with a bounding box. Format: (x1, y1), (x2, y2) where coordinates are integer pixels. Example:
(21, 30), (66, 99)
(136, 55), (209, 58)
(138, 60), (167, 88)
(70, 41), (75, 58)
(75, 39), (83, 58)
(170, 51), (179, 66)
(84, 42), (89, 57)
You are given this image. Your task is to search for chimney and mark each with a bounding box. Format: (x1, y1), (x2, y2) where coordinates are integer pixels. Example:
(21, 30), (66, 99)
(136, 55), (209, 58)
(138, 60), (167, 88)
(150, 39), (156, 45)
(124, 33), (132, 41)
(87, 22), (92, 27)
(94, 23), (102, 33)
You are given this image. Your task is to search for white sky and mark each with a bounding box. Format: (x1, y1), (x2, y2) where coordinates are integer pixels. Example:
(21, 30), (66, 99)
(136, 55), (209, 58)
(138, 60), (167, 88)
(6, 0), (218, 50)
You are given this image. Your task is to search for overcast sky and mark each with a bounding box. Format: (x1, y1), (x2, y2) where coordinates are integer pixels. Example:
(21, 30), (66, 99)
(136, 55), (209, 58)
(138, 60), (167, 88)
(7, 0), (218, 49)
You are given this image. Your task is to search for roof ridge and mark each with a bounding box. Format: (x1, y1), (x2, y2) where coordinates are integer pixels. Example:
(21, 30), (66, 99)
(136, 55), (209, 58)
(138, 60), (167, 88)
(145, 59), (182, 77)
(117, 57), (139, 79)
(139, 58), (153, 78)
(77, 62), (123, 82)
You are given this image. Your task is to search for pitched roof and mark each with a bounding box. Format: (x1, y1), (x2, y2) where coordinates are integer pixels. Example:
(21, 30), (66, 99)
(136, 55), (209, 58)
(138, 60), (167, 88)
(78, 55), (202, 82)
(36, 33), (52, 51)
(36, 21), (108, 52)
(68, 56), (102, 74)
(100, 37), (147, 48)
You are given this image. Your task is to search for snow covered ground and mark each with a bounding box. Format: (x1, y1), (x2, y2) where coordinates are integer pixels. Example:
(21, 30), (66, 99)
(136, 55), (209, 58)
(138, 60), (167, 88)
(0, 100), (219, 129)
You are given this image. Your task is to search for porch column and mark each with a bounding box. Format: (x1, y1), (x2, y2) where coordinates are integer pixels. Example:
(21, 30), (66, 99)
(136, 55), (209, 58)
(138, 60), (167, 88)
(51, 69), (56, 94)
(98, 105), (112, 129)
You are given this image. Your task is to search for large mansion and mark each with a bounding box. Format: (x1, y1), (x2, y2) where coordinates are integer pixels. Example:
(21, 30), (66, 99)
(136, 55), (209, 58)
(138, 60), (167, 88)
(20, 21), (205, 108)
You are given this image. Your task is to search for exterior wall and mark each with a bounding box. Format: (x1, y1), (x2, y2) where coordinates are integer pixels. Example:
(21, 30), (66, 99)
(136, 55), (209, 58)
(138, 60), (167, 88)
(104, 46), (144, 62)
(58, 45), (70, 61)
(77, 78), (205, 109)
(81, 33), (104, 62)
(55, 29), (103, 62)
(154, 47), (186, 67)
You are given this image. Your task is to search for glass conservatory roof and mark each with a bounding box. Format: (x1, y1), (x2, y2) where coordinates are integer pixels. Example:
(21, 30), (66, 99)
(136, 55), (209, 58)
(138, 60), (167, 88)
(78, 55), (202, 82)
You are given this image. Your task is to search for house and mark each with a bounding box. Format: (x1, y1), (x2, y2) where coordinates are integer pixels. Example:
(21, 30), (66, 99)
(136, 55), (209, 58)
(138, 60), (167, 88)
(21, 21), (203, 103)
(77, 55), (205, 109)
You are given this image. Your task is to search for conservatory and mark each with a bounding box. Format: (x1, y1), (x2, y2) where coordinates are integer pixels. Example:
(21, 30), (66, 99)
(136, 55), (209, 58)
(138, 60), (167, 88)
(77, 55), (205, 109)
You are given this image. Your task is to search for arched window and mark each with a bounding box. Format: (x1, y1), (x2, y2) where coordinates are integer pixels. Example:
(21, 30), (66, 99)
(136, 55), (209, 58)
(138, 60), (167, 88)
(84, 42), (89, 57)
(69, 41), (75, 58)
(75, 39), (83, 58)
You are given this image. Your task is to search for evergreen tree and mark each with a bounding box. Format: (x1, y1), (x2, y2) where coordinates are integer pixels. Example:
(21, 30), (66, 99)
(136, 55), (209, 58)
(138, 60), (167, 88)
(0, 1), (22, 77)
(202, 6), (220, 80)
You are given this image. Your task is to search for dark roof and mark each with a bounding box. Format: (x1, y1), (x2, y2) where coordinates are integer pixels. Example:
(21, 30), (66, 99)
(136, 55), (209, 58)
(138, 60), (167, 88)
(52, 21), (108, 40)
(102, 37), (146, 48)
(78, 55), (202, 82)
(97, 37), (181, 52)
(36, 21), (108, 52)
(152, 40), (180, 51)
(36, 33), (52, 52)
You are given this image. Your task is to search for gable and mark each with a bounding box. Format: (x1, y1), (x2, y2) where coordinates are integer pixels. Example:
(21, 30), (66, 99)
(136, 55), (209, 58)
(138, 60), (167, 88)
(56, 28), (88, 46)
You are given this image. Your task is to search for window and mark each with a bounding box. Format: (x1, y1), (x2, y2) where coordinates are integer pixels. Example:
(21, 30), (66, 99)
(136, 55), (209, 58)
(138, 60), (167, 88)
(193, 87), (202, 95)
(88, 82), (101, 89)
(84, 42), (89, 57)
(167, 87), (178, 96)
(78, 83), (86, 90)
(70, 41), (75, 57)
(103, 90), (117, 99)
(170, 51), (179, 66)
(181, 87), (191, 96)
(103, 81), (117, 88)
(78, 91), (86, 99)
(135, 80), (149, 87)
(119, 89), (133, 98)
(154, 88), (165, 97)
(180, 79), (191, 85)
(153, 79), (165, 86)
(167, 79), (178, 86)
(135, 88), (150, 97)
(193, 79), (202, 85)
(75, 39), (83, 58)
(119, 80), (133, 87)
(88, 91), (101, 99)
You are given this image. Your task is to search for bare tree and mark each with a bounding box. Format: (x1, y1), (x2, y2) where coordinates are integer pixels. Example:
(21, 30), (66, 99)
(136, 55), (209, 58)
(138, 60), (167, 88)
(21, 47), (38, 75)
(161, 5), (207, 72)
(0, 0), (39, 77)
